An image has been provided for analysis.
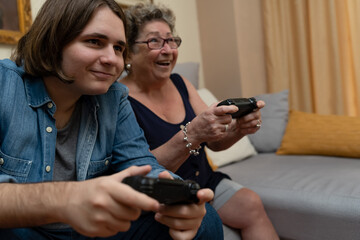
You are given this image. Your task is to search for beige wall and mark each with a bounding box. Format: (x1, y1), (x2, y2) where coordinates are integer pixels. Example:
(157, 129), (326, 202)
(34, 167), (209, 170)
(0, 42), (14, 59)
(197, 0), (266, 100)
(197, 0), (242, 100)
(234, 0), (267, 97)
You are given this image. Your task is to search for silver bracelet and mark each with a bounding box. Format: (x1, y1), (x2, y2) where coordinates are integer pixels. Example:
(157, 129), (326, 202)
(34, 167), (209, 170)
(181, 122), (202, 156)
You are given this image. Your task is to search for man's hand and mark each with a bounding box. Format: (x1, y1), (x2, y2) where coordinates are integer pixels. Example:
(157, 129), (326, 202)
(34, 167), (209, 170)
(58, 165), (160, 237)
(154, 171), (214, 240)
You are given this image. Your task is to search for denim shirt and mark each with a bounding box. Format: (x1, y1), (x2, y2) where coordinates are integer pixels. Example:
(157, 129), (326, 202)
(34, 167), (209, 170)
(0, 59), (169, 183)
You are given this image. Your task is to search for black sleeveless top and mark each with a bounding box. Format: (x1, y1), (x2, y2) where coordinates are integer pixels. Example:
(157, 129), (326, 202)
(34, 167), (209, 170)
(128, 74), (230, 191)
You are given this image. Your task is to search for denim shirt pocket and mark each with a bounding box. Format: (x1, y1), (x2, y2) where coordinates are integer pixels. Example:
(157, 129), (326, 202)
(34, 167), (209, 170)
(0, 150), (32, 183)
(87, 155), (112, 179)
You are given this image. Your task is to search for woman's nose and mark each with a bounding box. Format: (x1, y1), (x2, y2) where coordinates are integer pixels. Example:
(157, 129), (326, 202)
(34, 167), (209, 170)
(160, 41), (172, 53)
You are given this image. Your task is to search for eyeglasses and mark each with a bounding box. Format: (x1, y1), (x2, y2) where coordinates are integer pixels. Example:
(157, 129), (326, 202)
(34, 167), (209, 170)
(135, 37), (182, 50)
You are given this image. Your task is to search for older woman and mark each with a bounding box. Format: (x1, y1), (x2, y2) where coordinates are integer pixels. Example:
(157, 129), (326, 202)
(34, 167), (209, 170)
(121, 3), (279, 240)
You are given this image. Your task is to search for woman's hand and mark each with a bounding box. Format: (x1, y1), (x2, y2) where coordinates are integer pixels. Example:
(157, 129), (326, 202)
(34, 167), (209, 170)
(232, 100), (265, 135)
(189, 100), (265, 151)
(187, 100), (265, 142)
(186, 103), (237, 144)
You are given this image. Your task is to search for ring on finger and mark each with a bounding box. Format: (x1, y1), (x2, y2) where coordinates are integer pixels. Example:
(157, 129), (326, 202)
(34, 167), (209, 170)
(256, 119), (261, 128)
(225, 124), (229, 132)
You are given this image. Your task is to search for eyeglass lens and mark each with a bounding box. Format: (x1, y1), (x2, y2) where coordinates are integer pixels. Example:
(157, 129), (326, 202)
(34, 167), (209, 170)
(149, 37), (181, 49)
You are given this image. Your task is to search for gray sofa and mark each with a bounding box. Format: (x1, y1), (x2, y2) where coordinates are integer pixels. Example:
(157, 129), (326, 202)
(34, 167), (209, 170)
(174, 63), (360, 240)
(214, 90), (360, 240)
(220, 153), (360, 240)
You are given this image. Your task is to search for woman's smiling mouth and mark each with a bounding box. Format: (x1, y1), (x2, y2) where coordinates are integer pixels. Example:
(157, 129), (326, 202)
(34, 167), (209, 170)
(156, 61), (171, 66)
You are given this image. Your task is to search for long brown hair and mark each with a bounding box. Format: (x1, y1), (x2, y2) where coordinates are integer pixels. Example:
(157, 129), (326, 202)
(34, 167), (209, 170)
(11, 0), (127, 82)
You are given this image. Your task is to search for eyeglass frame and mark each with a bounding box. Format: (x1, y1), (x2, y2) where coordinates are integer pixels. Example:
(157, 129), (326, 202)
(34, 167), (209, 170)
(134, 37), (182, 50)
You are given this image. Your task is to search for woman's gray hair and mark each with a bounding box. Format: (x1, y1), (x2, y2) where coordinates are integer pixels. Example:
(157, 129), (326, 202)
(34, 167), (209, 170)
(125, 3), (176, 53)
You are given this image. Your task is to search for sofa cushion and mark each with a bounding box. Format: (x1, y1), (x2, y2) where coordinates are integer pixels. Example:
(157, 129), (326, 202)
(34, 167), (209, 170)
(277, 110), (360, 158)
(198, 88), (257, 167)
(248, 89), (289, 153)
(219, 153), (360, 240)
(205, 137), (257, 167)
(172, 62), (200, 89)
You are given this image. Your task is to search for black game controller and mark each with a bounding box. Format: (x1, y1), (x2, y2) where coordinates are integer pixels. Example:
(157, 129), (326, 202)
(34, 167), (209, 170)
(217, 97), (258, 118)
(122, 176), (200, 205)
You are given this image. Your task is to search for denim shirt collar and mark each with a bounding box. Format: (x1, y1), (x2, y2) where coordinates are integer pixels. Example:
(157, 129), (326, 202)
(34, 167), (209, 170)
(24, 76), (53, 108)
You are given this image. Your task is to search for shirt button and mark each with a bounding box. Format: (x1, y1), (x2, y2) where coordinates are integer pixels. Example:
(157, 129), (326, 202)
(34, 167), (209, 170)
(0, 158), (4, 165)
(46, 127), (53, 133)
(45, 165), (51, 172)
(105, 160), (109, 166)
(47, 102), (53, 109)
(195, 171), (200, 176)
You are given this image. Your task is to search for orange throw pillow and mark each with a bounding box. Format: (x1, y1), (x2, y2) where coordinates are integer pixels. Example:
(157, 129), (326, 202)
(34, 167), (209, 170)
(206, 154), (218, 171)
(276, 110), (360, 158)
